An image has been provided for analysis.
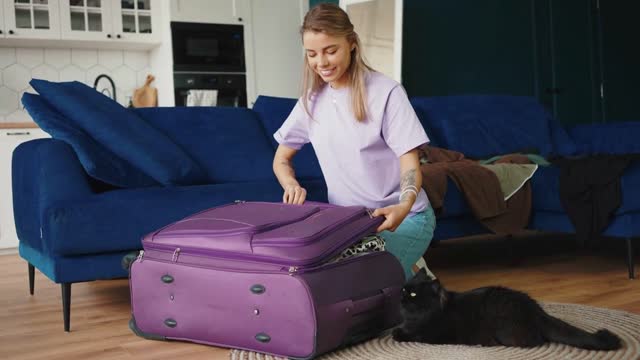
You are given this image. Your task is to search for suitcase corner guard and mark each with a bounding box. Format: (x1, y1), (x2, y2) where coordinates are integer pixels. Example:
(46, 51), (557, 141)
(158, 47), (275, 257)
(129, 316), (167, 341)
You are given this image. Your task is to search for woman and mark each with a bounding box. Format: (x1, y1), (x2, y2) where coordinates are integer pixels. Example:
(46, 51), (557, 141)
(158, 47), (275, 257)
(272, 3), (435, 280)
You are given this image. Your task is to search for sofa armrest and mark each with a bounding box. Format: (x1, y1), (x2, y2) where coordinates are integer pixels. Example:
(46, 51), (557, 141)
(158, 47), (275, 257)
(12, 139), (94, 250)
(568, 122), (640, 155)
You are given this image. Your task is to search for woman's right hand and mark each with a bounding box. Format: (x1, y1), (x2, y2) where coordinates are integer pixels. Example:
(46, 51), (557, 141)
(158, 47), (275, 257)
(274, 145), (305, 204)
(283, 184), (307, 204)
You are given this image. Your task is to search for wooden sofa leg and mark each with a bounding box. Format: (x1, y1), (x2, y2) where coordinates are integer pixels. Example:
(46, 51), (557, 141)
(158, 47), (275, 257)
(627, 237), (635, 280)
(61, 283), (71, 332)
(28, 263), (35, 295)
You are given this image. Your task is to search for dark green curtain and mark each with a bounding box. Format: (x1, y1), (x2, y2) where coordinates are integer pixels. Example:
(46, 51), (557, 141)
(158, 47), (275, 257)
(401, 0), (637, 124)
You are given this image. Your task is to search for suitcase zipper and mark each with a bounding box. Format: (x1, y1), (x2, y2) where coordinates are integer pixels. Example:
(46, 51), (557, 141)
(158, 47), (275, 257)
(135, 247), (387, 276)
(289, 219), (380, 266)
(143, 216), (377, 269)
(140, 249), (291, 273)
(285, 251), (387, 275)
(172, 248), (181, 262)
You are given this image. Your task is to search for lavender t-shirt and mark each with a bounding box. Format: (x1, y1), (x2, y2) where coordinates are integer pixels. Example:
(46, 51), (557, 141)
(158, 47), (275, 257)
(274, 71), (430, 213)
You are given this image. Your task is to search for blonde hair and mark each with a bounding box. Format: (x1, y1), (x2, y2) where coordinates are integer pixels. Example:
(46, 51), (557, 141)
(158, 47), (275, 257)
(300, 3), (374, 122)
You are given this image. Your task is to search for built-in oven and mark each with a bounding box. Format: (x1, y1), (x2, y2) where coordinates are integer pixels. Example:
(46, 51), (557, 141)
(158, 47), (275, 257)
(171, 22), (245, 72)
(171, 21), (247, 107)
(174, 73), (247, 107)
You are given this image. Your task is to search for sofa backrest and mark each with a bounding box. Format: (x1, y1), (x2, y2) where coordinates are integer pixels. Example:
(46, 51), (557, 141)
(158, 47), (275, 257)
(252, 95), (324, 180)
(410, 95), (571, 159)
(134, 106), (277, 184)
(569, 121), (640, 155)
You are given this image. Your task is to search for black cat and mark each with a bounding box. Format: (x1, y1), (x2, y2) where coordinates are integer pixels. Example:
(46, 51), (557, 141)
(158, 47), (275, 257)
(392, 268), (622, 350)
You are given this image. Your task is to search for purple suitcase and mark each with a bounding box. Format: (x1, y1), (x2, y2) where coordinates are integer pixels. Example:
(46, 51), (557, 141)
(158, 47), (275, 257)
(129, 201), (405, 359)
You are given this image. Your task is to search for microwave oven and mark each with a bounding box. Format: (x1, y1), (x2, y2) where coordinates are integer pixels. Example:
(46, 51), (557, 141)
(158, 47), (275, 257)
(171, 22), (246, 72)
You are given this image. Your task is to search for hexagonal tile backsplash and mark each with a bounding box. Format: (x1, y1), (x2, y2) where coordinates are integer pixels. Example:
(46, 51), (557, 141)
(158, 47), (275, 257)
(0, 47), (151, 124)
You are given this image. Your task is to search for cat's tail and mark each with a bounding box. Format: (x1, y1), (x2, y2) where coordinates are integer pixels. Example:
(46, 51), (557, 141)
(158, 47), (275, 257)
(541, 312), (622, 351)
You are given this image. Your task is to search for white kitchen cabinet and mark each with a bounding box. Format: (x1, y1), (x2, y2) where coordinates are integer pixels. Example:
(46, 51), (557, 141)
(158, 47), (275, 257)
(111, 0), (160, 43)
(59, 0), (160, 43)
(170, 0), (245, 25)
(59, 0), (113, 41)
(0, 128), (48, 250)
(3, 0), (61, 39)
(0, 0), (161, 48)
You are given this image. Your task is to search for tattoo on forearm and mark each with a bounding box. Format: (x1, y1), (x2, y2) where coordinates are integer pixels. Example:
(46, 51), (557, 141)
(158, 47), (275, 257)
(399, 168), (418, 204)
(400, 169), (417, 191)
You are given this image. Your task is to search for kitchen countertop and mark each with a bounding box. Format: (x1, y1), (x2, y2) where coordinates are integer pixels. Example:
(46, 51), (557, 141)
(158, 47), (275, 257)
(0, 122), (40, 129)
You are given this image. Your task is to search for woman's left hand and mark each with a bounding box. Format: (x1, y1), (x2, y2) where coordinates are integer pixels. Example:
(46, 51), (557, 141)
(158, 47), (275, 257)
(372, 203), (412, 233)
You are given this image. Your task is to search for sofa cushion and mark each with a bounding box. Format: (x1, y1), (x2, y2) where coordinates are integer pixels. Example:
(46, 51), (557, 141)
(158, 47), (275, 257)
(253, 96), (298, 149)
(409, 97), (447, 148)
(548, 119), (578, 157)
(252, 95), (324, 180)
(428, 178), (472, 218)
(569, 122), (640, 155)
(410, 96), (555, 159)
(29, 79), (205, 186)
(434, 166), (566, 217)
(134, 106), (277, 183)
(530, 162), (640, 215)
(22, 93), (158, 188)
(40, 180), (328, 256)
(432, 216), (490, 241)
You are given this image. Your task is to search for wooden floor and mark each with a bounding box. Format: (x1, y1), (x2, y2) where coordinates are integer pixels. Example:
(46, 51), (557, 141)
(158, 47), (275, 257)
(1, 233), (639, 360)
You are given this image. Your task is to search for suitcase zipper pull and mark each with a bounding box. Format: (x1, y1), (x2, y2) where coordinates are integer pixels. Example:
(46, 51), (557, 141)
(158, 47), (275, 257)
(366, 209), (375, 219)
(172, 248), (181, 262)
(136, 250), (144, 263)
(288, 266), (298, 275)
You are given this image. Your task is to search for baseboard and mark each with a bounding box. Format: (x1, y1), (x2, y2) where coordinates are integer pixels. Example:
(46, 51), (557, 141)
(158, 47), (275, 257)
(0, 247), (18, 256)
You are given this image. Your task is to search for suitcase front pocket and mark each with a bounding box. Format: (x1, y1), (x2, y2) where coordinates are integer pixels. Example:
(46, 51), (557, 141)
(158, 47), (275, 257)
(153, 202), (322, 239)
(252, 206), (368, 246)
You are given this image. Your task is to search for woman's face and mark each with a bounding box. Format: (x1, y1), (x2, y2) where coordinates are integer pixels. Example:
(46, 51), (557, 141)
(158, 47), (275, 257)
(303, 31), (353, 89)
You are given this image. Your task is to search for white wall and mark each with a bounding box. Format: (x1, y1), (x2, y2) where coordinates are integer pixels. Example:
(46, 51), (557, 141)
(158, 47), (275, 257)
(0, 47), (153, 123)
(346, 0), (395, 79)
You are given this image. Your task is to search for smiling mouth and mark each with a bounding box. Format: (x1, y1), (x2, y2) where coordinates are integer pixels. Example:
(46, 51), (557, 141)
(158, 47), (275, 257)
(318, 68), (336, 77)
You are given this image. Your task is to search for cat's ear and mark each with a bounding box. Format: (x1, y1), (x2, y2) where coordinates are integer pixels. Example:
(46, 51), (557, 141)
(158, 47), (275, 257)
(430, 279), (442, 292)
(413, 267), (429, 281)
(431, 279), (449, 306)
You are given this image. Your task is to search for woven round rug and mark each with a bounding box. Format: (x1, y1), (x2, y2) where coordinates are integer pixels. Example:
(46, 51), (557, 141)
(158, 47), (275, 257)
(230, 303), (640, 360)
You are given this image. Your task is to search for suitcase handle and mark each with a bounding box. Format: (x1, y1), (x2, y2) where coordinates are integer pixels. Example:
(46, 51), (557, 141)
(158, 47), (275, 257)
(348, 287), (395, 315)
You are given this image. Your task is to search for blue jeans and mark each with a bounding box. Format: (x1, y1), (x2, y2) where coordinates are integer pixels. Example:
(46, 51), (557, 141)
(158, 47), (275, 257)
(381, 205), (436, 280)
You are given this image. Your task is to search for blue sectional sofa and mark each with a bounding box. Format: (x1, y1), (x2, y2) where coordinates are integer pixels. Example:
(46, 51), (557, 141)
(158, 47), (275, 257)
(14, 82), (639, 332)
